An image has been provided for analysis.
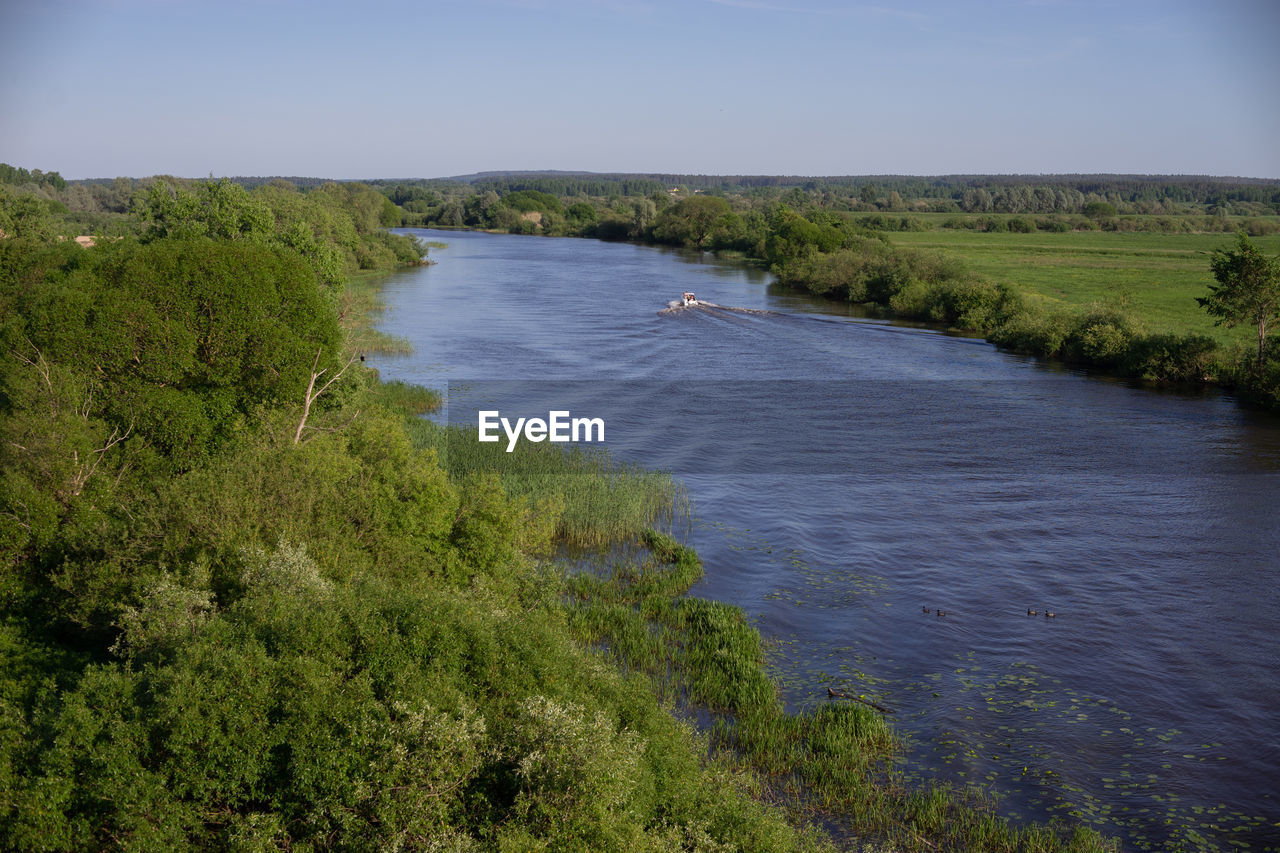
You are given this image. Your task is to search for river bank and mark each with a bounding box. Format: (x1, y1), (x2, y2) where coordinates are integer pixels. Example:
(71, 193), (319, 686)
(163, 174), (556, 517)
(362, 266), (1122, 851)
(404, 223), (1279, 411)
(370, 229), (1280, 851)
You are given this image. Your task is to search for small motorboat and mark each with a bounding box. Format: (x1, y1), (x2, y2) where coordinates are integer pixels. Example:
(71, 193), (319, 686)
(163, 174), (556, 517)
(682, 291), (698, 306)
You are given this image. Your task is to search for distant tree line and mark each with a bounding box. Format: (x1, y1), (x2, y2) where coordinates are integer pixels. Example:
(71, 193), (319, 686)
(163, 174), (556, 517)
(442, 172), (1280, 208)
(0, 163), (66, 191)
(362, 172), (1280, 240)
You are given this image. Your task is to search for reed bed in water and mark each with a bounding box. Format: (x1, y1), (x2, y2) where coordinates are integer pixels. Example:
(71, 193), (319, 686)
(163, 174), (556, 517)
(404, 421), (688, 550)
(340, 271), (414, 354)
(363, 378), (441, 414)
(567, 531), (1119, 853)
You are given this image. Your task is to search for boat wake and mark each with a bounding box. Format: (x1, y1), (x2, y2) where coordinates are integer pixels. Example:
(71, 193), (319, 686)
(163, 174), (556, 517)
(658, 299), (779, 317)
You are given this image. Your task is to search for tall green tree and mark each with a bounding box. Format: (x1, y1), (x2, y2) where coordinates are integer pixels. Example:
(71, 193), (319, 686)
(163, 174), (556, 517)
(1199, 233), (1280, 368)
(651, 196), (732, 248)
(136, 178), (274, 242)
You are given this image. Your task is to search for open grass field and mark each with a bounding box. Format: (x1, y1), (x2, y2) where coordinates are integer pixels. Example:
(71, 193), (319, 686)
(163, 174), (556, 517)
(888, 229), (1280, 344)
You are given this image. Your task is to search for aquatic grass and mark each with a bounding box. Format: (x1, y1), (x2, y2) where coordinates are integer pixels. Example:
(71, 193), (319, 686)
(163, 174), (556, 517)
(363, 378), (441, 415)
(425, 425), (689, 550)
(676, 598), (777, 712)
(339, 270), (413, 354)
(562, 535), (1120, 852)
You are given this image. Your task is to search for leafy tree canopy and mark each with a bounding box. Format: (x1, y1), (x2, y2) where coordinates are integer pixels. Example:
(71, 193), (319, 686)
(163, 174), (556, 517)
(1200, 232), (1280, 367)
(651, 195), (734, 248)
(2, 236), (342, 469)
(500, 190), (564, 215)
(135, 178), (274, 242)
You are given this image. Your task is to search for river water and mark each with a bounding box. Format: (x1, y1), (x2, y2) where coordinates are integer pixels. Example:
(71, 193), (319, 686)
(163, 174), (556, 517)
(372, 229), (1280, 852)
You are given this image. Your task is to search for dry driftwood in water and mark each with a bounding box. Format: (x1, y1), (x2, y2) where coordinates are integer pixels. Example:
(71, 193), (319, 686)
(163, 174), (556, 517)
(826, 687), (895, 714)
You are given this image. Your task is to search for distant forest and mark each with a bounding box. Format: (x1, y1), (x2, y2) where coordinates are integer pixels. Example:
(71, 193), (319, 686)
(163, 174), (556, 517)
(7, 163), (1280, 248)
(448, 171), (1280, 207)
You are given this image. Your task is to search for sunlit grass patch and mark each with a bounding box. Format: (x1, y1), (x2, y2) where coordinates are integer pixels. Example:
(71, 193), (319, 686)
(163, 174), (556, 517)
(363, 378), (441, 415)
(889, 230), (1280, 341)
(340, 270), (413, 354)
(406, 423), (689, 551)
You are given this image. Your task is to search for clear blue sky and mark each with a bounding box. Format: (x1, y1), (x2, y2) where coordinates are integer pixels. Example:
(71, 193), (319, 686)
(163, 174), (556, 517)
(2, 0), (1277, 179)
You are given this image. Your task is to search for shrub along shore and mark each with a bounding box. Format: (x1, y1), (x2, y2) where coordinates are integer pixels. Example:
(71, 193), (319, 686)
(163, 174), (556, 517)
(760, 223), (1279, 410)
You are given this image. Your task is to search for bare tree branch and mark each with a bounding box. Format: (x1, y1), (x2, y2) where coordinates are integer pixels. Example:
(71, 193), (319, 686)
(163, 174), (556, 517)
(298, 410), (362, 444)
(294, 348), (359, 444)
(13, 338), (55, 415)
(68, 421), (133, 497)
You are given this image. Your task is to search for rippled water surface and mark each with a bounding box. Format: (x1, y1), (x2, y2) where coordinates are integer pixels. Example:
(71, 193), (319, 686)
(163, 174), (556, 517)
(372, 229), (1280, 851)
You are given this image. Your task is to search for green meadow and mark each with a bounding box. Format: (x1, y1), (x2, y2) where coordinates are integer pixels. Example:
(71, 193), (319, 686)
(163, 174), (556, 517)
(887, 229), (1280, 343)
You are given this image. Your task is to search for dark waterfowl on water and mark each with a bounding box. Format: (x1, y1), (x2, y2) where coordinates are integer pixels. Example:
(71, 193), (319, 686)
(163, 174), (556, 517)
(1028, 608), (1038, 616)
(1045, 611), (1056, 619)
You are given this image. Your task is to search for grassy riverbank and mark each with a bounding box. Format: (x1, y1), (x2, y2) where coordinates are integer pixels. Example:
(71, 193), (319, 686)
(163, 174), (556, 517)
(349, 251), (1119, 849)
(761, 225), (1279, 409)
(887, 230), (1280, 342)
(0, 229), (830, 850)
(560, 528), (1118, 852)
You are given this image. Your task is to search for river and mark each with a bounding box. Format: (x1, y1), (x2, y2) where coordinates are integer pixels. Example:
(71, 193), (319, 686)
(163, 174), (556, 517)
(371, 228), (1280, 852)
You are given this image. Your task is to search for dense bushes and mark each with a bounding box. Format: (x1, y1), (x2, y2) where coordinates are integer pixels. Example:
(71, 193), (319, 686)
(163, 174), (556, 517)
(5, 533), (826, 851)
(2, 237), (343, 469)
(137, 178), (424, 285)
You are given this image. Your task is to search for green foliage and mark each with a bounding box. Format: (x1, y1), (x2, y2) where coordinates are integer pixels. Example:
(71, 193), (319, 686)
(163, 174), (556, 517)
(1200, 232), (1280, 368)
(652, 196), (734, 249)
(1062, 307), (1141, 368)
(136, 178), (274, 242)
(2, 237), (342, 467)
(1083, 201), (1118, 219)
(3, 525), (833, 851)
(0, 188), (66, 241)
(990, 307), (1075, 359)
(130, 177), (422, 286)
(566, 201), (598, 224)
(1121, 332), (1217, 382)
(0, 236), (349, 635)
(500, 190), (564, 215)
(764, 207), (850, 264)
(0, 163), (66, 191)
